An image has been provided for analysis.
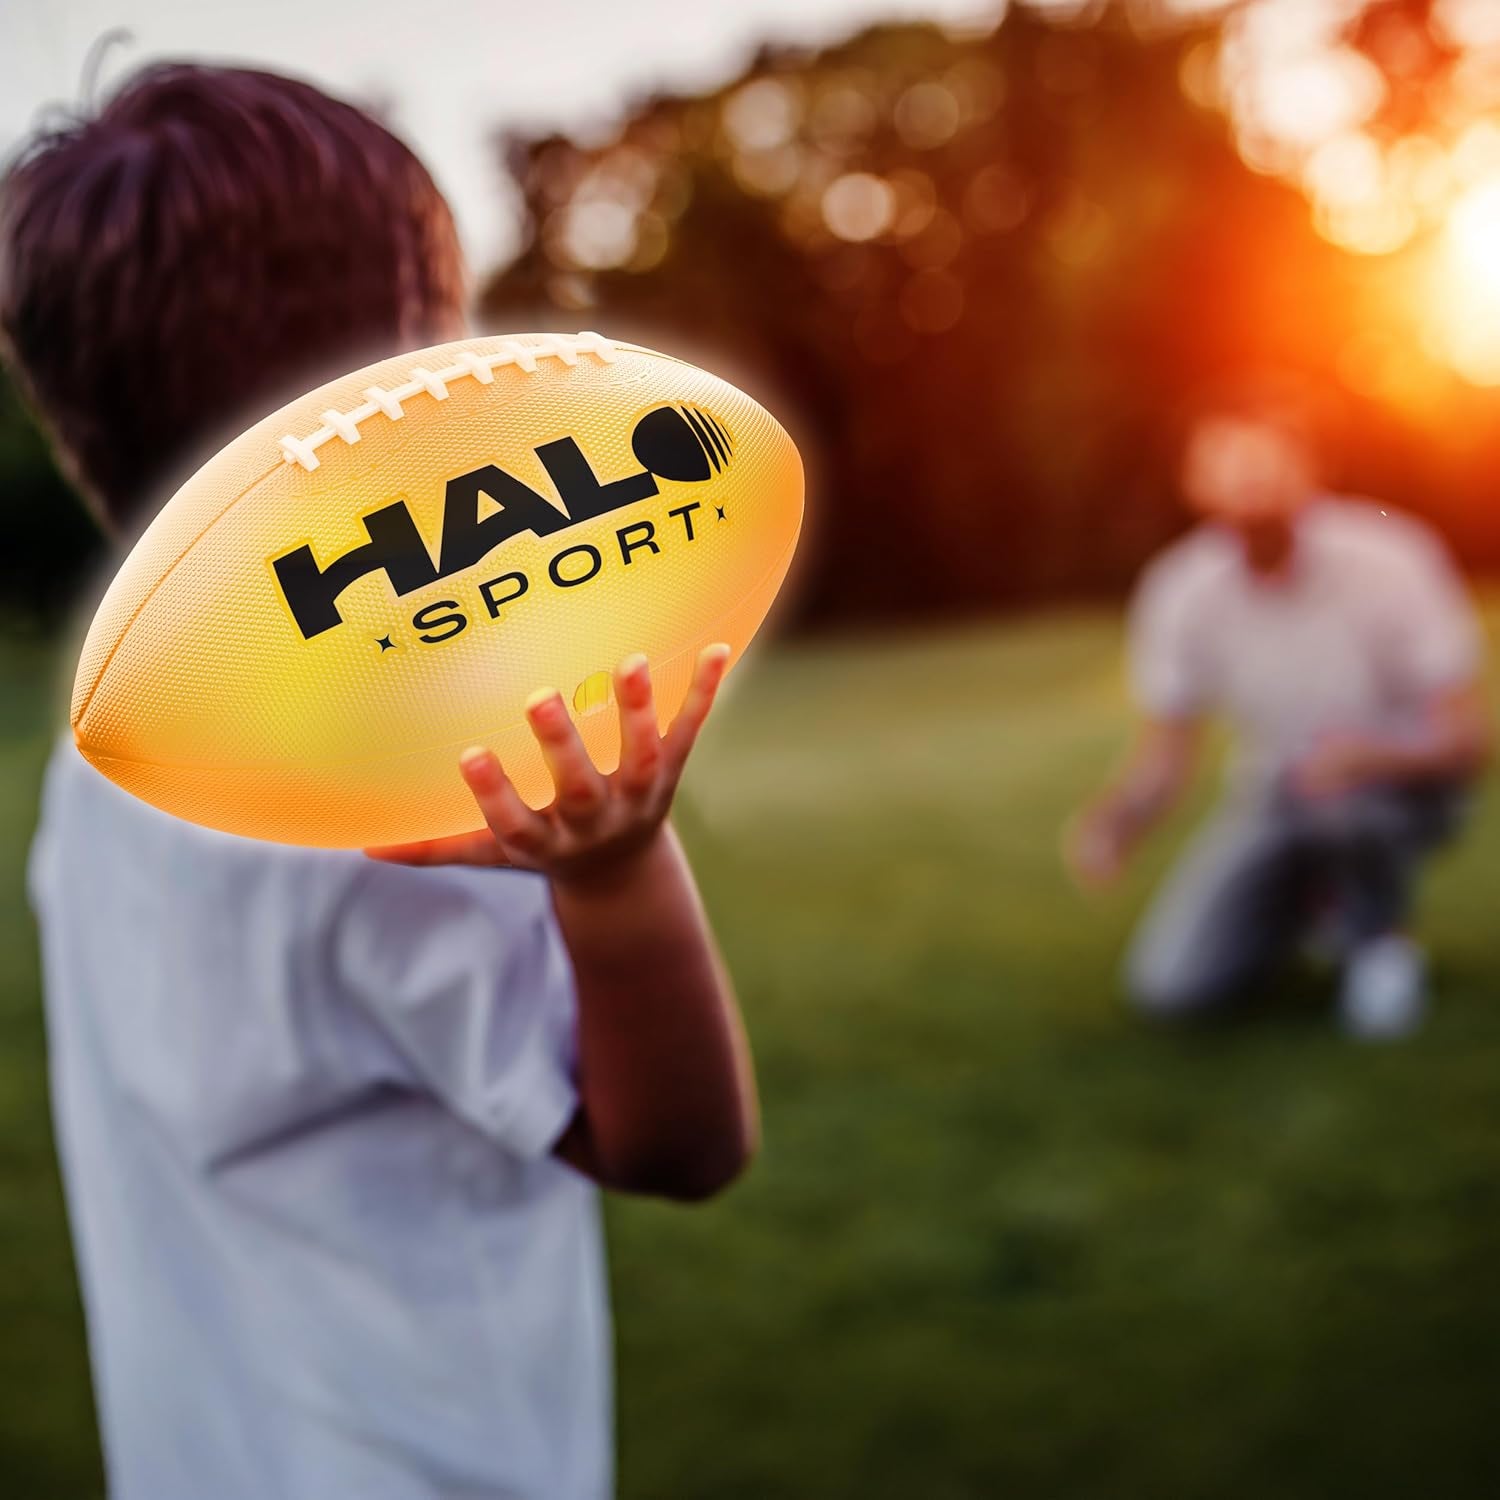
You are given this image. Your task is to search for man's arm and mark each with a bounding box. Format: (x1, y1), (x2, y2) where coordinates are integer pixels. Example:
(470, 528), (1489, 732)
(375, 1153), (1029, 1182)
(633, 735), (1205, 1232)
(1063, 716), (1204, 889)
(368, 647), (756, 1202)
(1290, 679), (1490, 799)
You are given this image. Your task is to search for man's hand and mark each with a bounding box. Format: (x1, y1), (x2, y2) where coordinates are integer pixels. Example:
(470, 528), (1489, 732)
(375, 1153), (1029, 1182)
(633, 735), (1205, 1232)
(1287, 732), (1375, 802)
(1062, 805), (1131, 890)
(1062, 717), (1203, 892)
(1289, 684), (1491, 802)
(366, 643), (730, 880)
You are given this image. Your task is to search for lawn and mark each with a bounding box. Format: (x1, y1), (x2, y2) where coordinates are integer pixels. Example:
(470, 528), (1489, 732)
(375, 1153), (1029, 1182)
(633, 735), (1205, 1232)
(5, 610), (1500, 1499)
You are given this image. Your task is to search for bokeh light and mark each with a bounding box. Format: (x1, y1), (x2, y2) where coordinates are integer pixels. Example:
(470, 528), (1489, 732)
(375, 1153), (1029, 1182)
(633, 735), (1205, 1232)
(962, 163), (1030, 233)
(552, 198), (638, 270)
(507, 0), (1500, 393)
(893, 81), (962, 149)
(1425, 176), (1500, 385)
(822, 172), (896, 242)
(1209, 0), (1500, 384)
(724, 79), (801, 152)
(1434, 0), (1500, 50)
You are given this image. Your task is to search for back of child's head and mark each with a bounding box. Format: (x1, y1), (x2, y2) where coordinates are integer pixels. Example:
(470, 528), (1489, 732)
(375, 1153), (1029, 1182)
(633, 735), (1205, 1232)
(0, 62), (467, 537)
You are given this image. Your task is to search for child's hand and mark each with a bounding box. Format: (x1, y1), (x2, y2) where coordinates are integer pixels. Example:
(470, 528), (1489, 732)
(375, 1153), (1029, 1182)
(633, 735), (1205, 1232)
(374, 640), (754, 1201)
(365, 644), (730, 882)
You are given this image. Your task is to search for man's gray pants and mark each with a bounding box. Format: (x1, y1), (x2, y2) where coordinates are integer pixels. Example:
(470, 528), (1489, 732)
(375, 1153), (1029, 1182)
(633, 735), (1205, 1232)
(1125, 781), (1469, 1018)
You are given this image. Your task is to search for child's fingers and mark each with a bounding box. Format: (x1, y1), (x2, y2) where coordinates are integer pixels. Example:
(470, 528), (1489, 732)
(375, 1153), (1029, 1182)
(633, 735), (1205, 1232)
(525, 689), (606, 823)
(363, 841), (439, 865)
(614, 653), (663, 797)
(459, 746), (550, 853)
(363, 829), (508, 866)
(662, 643), (731, 772)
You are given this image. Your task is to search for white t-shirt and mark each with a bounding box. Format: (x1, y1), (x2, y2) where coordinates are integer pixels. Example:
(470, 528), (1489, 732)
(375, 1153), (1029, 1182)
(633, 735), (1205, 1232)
(28, 741), (611, 1500)
(1128, 498), (1482, 786)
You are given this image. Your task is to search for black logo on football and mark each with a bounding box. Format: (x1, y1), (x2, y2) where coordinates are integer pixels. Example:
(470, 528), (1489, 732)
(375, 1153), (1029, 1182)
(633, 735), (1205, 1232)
(632, 404), (734, 479)
(271, 404), (732, 639)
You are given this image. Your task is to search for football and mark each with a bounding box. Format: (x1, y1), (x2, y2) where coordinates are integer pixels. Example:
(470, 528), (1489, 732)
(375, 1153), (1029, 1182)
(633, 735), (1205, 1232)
(71, 332), (804, 847)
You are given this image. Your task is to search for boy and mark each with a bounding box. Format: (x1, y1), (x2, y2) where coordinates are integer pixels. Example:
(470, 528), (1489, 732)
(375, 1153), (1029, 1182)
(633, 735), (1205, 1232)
(3, 63), (756, 1499)
(1065, 381), (1488, 1036)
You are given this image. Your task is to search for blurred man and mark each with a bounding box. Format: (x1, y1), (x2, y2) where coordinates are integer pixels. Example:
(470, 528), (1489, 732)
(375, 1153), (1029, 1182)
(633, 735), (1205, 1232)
(1065, 380), (1488, 1036)
(3, 64), (756, 1500)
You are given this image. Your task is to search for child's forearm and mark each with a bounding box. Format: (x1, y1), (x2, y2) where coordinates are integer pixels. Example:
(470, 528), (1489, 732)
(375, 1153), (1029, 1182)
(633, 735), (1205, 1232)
(365, 647), (755, 1199)
(551, 822), (758, 1200)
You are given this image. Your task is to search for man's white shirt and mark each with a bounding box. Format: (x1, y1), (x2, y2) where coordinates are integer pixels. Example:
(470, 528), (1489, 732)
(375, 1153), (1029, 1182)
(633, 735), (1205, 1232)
(1128, 497), (1482, 786)
(29, 741), (611, 1500)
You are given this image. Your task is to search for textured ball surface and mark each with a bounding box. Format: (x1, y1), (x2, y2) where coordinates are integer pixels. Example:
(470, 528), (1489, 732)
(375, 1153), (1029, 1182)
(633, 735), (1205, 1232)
(72, 332), (803, 847)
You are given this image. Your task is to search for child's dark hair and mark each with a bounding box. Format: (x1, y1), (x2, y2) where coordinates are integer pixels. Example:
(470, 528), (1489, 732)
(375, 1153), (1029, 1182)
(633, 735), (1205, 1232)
(0, 62), (467, 535)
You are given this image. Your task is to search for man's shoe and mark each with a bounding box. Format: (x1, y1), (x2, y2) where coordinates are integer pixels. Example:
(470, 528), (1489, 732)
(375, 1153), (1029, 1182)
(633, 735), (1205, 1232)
(1339, 934), (1426, 1040)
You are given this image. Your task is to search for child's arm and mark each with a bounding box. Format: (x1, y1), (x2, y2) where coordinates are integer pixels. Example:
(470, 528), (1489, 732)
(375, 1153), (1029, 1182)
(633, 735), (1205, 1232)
(367, 646), (757, 1202)
(547, 822), (755, 1200)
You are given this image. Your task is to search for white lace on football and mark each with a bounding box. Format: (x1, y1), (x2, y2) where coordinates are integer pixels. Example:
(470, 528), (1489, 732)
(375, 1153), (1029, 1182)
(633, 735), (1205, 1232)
(278, 331), (618, 471)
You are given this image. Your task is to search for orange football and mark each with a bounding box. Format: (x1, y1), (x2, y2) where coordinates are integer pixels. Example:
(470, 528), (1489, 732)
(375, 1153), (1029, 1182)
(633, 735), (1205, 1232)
(71, 332), (803, 847)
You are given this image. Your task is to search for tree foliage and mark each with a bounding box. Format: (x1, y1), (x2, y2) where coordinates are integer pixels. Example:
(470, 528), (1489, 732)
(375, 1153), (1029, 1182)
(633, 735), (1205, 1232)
(9, 2), (1500, 629)
(480, 8), (1393, 627)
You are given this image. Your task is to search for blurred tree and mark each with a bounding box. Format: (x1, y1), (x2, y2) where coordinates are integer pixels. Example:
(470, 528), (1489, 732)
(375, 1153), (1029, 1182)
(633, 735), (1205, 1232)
(480, 5), (1385, 627)
(9, 0), (1500, 630)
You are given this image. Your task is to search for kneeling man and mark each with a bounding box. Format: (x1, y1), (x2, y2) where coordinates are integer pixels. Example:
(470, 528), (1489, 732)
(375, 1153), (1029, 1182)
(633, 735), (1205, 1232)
(1066, 381), (1488, 1036)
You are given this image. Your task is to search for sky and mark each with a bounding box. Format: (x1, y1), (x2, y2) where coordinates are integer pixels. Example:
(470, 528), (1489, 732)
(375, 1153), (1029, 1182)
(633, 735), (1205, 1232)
(1, 0), (1010, 273)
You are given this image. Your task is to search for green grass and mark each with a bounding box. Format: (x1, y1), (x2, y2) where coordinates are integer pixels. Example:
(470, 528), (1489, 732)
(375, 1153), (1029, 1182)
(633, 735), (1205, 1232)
(7, 611), (1500, 1498)
(0, 635), (100, 1499)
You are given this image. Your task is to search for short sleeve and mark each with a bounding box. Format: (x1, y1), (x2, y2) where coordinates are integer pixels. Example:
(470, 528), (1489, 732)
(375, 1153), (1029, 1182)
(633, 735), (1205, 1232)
(332, 862), (578, 1161)
(1373, 523), (1483, 696)
(1126, 551), (1212, 720)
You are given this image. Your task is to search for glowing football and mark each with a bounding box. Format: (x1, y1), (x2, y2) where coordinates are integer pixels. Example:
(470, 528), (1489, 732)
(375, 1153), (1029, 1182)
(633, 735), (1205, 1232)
(71, 332), (803, 847)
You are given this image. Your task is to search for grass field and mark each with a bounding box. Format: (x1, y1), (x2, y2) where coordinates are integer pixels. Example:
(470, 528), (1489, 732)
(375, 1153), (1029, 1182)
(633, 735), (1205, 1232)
(5, 611), (1500, 1499)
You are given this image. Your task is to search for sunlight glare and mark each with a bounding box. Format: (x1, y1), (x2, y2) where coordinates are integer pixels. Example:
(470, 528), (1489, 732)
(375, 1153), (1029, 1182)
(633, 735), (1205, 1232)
(1426, 177), (1500, 385)
(1448, 178), (1500, 282)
